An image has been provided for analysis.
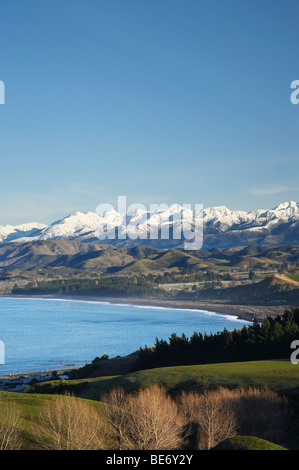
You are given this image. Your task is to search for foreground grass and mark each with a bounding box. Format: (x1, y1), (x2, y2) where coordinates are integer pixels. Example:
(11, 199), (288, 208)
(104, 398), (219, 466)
(0, 391), (103, 449)
(213, 436), (288, 450)
(27, 359), (299, 401)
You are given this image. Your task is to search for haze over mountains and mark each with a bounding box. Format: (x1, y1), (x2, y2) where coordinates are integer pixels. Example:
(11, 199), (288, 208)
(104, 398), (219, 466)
(1, 201), (299, 250)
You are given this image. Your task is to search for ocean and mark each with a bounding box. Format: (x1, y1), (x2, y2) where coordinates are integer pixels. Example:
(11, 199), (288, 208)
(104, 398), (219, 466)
(0, 296), (251, 375)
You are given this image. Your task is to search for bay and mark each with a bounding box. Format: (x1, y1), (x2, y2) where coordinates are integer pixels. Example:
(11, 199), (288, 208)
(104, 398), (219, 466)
(0, 296), (251, 375)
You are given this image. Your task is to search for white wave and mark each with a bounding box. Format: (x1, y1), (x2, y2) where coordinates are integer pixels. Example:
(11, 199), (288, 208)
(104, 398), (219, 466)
(1, 295), (252, 324)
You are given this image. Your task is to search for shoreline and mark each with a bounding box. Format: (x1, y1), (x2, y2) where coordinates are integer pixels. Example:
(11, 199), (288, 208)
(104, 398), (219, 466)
(0, 366), (79, 380)
(0, 350), (140, 381)
(0, 294), (295, 380)
(1, 293), (294, 322)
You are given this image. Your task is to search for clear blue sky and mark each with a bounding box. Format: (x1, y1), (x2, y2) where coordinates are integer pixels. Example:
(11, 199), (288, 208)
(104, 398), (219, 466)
(0, 0), (298, 224)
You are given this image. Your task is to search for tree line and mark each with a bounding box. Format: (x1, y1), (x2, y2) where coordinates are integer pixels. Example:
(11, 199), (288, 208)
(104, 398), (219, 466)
(146, 271), (232, 284)
(134, 308), (299, 370)
(12, 276), (167, 299)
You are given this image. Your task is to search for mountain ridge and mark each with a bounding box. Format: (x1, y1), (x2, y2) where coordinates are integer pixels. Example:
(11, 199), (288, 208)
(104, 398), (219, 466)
(1, 201), (299, 250)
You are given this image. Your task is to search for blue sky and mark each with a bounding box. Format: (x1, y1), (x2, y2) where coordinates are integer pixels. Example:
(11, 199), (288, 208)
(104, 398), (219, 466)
(0, 0), (299, 224)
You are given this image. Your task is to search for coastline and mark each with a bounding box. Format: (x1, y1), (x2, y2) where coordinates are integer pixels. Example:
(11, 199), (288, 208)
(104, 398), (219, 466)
(0, 366), (79, 380)
(0, 350), (140, 381)
(0, 294), (294, 380)
(2, 293), (293, 322)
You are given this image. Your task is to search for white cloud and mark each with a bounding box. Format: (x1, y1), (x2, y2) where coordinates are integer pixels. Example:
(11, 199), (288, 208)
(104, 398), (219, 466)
(250, 185), (291, 196)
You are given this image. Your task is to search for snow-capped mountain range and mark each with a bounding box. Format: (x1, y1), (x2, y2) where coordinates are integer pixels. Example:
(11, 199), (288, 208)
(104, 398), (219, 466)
(1, 201), (299, 250)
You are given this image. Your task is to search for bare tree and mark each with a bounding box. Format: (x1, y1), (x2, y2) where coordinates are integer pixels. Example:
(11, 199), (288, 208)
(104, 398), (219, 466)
(197, 389), (237, 450)
(125, 385), (184, 450)
(178, 386), (290, 449)
(99, 386), (130, 450)
(0, 401), (22, 450)
(34, 394), (108, 450)
(177, 390), (201, 432)
(178, 389), (237, 450)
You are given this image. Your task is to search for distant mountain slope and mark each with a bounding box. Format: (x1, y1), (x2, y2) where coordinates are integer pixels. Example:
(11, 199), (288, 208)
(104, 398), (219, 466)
(0, 240), (104, 269)
(0, 240), (298, 277)
(199, 274), (299, 303)
(0, 201), (299, 250)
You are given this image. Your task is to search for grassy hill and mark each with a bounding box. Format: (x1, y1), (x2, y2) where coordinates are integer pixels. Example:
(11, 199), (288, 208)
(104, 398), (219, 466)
(2, 359), (299, 450)
(0, 391), (103, 450)
(25, 359), (299, 401)
(213, 436), (288, 450)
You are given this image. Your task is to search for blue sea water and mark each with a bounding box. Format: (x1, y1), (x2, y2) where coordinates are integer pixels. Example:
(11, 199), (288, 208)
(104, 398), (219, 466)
(0, 296), (252, 374)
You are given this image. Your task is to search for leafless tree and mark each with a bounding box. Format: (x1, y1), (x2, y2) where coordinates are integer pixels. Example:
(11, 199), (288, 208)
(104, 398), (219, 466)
(0, 401), (22, 450)
(178, 386), (290, 449)
(125, 385), (185, 450)
(34, 394), (108, 450)
(196, 389), (237, 450)
(177, 390), (201, 429)
(99, 386), (130, 450)
(100, 385), (185, 450)
(178, 388), (237, 450)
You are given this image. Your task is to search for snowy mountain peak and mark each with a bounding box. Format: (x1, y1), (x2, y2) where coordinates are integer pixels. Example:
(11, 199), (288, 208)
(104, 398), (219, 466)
(273, 201), (298, 210)
(0, 201), (298, 249)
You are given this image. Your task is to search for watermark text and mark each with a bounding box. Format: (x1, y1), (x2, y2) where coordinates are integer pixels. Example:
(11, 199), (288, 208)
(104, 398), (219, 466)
(290, 80), (299, 105)
(95, 196), (203, 250)
(290, 340), (299, 364)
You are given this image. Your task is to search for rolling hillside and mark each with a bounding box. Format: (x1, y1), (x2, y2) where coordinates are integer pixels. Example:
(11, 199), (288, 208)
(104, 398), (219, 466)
(0, 240), (298, 275)
(2, 359), (299, 450)
(199, 274), (299, 303)
(1, 240), (298, 306)
(25, 359), (299, 401)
